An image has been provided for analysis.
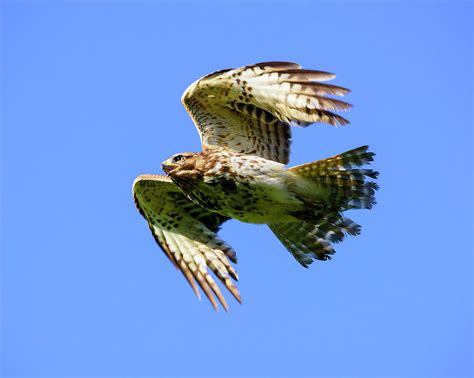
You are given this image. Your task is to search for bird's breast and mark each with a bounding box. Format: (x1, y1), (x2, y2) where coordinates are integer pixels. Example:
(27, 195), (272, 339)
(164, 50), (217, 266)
(179, 172), (300, 224)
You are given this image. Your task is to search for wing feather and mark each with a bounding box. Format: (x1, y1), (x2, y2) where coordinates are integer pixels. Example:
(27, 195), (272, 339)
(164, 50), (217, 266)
(133, 174), (240, 311)
(181, 61), (352, 164)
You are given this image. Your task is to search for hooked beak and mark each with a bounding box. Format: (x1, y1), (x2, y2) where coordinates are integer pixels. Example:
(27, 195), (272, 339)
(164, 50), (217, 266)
(162, 162), (176, 174)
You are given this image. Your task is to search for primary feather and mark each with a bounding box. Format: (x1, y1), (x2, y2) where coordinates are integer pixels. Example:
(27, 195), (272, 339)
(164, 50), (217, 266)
(181, 61), (351, 165)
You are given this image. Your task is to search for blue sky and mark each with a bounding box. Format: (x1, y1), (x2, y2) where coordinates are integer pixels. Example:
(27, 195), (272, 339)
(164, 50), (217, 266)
(2, 1), (472, 377)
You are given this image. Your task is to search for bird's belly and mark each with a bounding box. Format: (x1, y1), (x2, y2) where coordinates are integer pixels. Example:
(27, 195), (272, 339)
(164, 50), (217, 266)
(189, 177), (300, 224)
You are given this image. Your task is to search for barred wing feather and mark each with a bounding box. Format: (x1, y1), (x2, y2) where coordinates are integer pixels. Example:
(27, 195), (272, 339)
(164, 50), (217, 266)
(181, 61), (351, 164)
(133, 174), (241, 311)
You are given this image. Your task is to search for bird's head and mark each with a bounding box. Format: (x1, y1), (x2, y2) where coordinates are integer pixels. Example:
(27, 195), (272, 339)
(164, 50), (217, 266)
(162, 152), (197, 175)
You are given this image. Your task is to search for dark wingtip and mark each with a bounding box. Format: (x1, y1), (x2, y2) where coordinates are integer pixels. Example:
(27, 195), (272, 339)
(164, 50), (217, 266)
(253, 61), (300, 68)
(202, 68), (232, 80)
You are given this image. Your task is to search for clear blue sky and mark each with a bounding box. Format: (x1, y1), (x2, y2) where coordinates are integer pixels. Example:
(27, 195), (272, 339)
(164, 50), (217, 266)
(2, 1), (472, 377)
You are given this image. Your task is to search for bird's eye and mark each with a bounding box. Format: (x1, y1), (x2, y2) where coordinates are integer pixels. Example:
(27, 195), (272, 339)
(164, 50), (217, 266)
(173, 155), (184, 163)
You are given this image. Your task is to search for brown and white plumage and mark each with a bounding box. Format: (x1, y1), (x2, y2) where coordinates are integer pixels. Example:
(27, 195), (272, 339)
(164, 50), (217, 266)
(134, 62), (378, 311)
(133, 175), (241, 311)
(182, 61), (351, 164)
(271, 146), (378, 266)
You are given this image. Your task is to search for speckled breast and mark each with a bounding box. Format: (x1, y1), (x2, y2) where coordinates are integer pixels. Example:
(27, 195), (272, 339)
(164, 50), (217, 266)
(175, 174), (293, 224)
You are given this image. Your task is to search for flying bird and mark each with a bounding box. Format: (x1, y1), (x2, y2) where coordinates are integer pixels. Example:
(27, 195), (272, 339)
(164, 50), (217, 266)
(133, 61), (378, 311)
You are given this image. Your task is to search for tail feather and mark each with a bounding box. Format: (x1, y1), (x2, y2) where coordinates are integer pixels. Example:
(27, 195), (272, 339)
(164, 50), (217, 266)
(289, 145), (379, 210)
(290, 145), (376, 172)
(269, 222), (335, 267)
(272, 146), (378, 267)
(269, 215), (361, 267)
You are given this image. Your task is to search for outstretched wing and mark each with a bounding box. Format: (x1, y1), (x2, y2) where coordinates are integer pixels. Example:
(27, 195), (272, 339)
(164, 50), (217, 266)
(133, 174), (241, 311)
(181, 61), (352, 164)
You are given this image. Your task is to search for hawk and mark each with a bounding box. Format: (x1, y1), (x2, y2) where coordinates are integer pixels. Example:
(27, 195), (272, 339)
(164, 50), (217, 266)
(133, 62), (378, 311)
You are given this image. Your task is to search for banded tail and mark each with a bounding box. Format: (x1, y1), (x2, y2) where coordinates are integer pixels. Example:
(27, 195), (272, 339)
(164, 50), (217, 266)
(269, 146), (379, 267)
